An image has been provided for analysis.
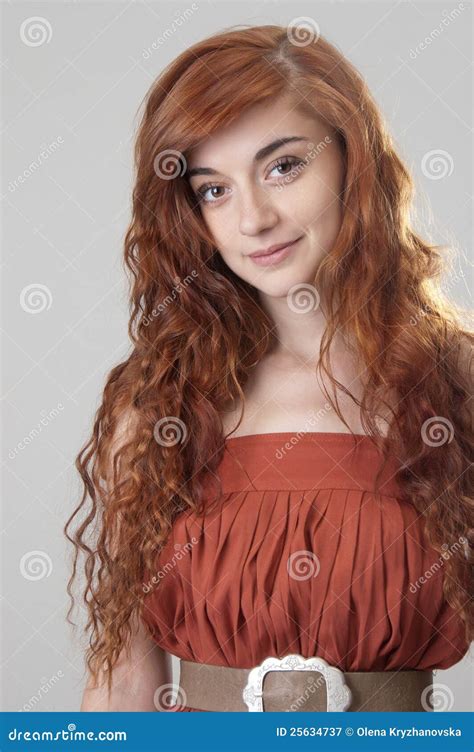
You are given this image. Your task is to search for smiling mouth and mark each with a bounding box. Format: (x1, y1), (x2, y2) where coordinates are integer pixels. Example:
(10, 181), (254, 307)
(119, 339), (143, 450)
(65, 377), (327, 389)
(247, 236), (303, 266)
(249, 236), (303, 258)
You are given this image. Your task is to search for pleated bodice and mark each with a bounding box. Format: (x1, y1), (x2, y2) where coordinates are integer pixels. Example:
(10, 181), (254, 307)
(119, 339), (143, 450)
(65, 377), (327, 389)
(141, 432), (469, 711)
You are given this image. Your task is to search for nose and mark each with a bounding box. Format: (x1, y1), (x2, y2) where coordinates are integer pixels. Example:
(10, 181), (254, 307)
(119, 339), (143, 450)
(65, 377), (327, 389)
(238, 182), (278, 237)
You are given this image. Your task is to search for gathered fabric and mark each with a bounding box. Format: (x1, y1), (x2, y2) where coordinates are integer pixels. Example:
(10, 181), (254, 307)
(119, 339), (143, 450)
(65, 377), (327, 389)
(142, 432), (469, 712)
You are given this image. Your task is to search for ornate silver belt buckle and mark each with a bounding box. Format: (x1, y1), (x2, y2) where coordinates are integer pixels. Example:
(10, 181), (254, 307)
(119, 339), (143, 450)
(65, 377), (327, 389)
(242, 654), (352, 712)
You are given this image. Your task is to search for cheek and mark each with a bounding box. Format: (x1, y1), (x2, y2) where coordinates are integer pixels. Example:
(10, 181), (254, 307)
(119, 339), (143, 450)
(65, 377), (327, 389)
(285, 167), (343, 227)
(200, 210), (231, 252)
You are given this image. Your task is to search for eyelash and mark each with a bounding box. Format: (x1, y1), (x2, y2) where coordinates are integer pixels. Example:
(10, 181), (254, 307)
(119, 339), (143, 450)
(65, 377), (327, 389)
(194, 156), (305, 205)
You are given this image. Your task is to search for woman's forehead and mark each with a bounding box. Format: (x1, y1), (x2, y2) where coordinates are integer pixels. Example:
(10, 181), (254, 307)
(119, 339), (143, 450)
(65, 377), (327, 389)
(186, 100), (328, 172)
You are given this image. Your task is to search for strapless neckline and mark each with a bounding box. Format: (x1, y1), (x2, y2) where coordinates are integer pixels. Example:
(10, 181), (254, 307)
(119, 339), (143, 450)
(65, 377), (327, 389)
(225, 430), (385, 444)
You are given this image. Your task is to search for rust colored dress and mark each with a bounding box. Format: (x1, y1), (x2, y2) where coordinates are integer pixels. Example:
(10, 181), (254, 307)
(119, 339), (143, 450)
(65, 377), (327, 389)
(141, 432), (469, 712)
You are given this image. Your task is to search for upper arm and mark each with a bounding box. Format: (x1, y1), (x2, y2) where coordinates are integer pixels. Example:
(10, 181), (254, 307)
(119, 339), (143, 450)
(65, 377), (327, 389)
(100, 406), (139, 489)
(80, 612), (173, 711)
(82, 408), (173, 711)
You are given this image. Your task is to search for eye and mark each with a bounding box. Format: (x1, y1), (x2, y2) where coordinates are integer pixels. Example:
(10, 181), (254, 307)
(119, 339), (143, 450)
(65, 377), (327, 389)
(194, 182), (228, 205)
(193, 156), (305, 206)
(267, 156), (305, 180)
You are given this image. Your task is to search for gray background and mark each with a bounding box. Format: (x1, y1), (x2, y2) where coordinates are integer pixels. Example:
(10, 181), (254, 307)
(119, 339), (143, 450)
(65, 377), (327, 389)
(1, 0), (472, 712)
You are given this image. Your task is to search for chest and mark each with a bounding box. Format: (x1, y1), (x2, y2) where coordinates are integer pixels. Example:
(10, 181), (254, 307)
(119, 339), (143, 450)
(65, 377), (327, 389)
(221, 357), (379, 437)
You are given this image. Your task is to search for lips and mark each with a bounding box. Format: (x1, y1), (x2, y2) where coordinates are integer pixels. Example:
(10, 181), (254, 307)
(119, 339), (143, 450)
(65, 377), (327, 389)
(247, 236), (302, 267)
(249, 236), (302, 258)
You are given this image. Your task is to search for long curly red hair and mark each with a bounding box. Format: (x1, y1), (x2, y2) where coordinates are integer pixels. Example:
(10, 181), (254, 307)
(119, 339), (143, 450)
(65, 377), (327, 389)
(64, 24), (473, 696)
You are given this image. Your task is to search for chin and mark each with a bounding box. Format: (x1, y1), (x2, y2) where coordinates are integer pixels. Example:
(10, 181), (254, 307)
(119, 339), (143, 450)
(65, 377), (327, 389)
(252, 274), (311, 301)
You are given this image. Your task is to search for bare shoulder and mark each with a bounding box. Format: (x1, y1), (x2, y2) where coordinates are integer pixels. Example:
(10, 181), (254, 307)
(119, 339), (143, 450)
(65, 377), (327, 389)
(101, 406), (140, 481)
(110, 405), (140, 448)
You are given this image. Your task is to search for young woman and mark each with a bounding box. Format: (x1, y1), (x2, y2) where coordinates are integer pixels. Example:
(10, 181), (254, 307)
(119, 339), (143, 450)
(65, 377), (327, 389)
(65, 24), (473, 713)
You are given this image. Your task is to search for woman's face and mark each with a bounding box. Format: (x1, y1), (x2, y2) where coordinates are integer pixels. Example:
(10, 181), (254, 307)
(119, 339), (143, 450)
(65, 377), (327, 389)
(186, 93), (345, 299)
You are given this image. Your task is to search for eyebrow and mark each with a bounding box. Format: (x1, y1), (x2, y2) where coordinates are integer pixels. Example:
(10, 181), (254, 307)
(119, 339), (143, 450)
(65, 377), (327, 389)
(185, 136), (310, 179)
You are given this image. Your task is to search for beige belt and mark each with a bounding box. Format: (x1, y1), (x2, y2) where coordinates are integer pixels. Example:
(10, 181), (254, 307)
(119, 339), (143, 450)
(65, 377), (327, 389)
(178, 654), (433, 712)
